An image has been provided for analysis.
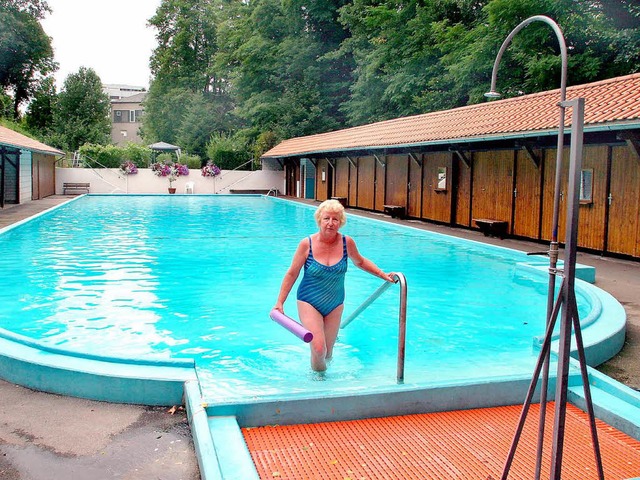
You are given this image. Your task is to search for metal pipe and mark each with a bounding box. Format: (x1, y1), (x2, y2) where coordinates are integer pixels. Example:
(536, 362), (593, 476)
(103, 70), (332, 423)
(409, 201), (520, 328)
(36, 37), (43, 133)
(394, 272), (408, 384)
(485, 16), (568, 480)
(340, 281), (394, 328)
(340, 272), (408, 384)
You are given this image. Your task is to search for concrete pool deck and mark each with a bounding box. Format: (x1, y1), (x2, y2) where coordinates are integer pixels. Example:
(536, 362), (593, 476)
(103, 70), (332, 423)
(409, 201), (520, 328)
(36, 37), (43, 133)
(1, 195), (639, 479)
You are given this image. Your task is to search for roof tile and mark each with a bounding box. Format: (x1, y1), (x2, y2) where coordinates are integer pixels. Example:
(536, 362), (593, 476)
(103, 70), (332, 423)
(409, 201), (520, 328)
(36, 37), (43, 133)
(0, 126), (64, 156)
(263, 73), (640, 158)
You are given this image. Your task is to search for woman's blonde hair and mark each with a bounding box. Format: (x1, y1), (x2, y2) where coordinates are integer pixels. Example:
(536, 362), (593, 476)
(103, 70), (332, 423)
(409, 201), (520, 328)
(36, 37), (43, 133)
(314, 199), (346, 227)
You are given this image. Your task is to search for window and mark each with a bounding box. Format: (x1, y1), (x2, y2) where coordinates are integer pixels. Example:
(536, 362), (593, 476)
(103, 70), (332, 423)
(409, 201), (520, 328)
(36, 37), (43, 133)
(114, 110), (124, 123)
(435, 167), (447, 191)
(580, 169), (593, 204)
(129, 110), (143, 122)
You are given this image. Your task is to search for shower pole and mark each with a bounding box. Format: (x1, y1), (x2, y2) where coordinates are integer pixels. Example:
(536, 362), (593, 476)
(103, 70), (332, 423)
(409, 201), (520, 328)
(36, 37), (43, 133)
(484, 16), (603, 480)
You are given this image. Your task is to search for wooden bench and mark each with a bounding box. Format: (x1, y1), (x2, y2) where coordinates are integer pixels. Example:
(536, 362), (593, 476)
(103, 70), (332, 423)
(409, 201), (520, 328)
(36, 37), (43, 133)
(229, 189), (279, 195)
(383, 205), (406, 219)
(63, 182), (90, 195)
(473, 218), (508, 239)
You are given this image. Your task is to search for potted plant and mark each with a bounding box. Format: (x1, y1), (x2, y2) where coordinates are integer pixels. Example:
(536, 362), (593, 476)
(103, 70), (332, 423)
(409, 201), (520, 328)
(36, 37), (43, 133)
(151, 162), (189, 193)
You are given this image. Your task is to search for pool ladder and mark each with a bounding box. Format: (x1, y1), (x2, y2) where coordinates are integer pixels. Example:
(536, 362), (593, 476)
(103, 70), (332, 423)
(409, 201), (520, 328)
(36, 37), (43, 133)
(341, 272), (407, 383)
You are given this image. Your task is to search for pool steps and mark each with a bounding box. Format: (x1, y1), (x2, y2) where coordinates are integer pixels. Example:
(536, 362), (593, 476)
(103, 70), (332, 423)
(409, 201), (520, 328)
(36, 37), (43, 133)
(515, 260), (596, 284)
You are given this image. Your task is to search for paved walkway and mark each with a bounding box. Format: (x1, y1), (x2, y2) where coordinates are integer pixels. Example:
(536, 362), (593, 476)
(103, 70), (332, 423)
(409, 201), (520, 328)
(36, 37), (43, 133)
(0, 195), (638, 480)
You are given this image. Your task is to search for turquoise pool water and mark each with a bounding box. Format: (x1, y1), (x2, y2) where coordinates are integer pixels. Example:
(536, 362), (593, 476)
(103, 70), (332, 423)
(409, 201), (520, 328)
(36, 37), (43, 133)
(0, 195), (593, 403)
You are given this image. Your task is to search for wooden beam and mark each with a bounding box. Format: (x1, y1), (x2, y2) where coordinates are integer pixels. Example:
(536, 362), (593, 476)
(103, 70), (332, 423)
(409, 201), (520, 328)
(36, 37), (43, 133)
(346, 156), (357, 168)
(523, 144), (541, 168)
(325, 157), (336, 169)
(450, 148), (470, 168)
(409, 152), (422, 167)
(619, 131), (640, 163)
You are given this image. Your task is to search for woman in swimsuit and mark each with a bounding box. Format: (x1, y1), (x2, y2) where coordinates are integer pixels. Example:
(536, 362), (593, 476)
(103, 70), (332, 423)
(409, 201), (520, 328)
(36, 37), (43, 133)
(274, 199), (395, 372)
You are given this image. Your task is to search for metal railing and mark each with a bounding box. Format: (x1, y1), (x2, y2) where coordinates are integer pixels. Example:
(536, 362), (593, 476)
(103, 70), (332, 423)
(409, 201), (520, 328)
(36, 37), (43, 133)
(341, 272), (407, 383)
(72, 152), (125, 193)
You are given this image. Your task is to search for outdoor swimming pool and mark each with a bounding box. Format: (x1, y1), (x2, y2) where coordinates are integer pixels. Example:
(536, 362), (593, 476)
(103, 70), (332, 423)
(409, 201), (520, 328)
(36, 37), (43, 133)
(0, 195), (608, 404)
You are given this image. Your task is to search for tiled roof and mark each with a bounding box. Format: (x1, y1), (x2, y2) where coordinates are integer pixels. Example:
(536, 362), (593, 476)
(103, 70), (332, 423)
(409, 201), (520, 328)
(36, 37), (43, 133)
(0, 125), (64, 156)
(111, 92), (147, 104)
(263, 73), (640, 158)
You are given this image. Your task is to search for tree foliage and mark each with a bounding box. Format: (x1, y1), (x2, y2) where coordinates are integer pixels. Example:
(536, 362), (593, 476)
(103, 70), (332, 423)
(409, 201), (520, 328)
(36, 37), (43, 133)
(0, 0), (56, 118)
(49, 67), (110, 151)
(141, 0), (640, 160)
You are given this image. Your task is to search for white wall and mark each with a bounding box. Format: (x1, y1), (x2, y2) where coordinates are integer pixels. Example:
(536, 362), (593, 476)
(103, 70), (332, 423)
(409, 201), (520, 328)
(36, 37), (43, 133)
(55, 168), (285, 195)
(19, 149), (32, 204)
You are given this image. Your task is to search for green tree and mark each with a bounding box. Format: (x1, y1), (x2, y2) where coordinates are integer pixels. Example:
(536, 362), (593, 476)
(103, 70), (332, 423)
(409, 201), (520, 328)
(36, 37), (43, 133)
(141, 84), (194, 145)
(0, 1), (56, 118)
(50, 67), (110, 151)
(148, 0), (221, 93)
(228, 0), (352, 138)
(206, 132), (247, 170)
(24, 75), (56, 135)
(175, 91), (237, 160)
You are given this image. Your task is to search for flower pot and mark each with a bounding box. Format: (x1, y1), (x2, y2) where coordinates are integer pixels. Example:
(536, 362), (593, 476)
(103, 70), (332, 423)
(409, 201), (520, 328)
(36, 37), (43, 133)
(168, 187), (176, 194)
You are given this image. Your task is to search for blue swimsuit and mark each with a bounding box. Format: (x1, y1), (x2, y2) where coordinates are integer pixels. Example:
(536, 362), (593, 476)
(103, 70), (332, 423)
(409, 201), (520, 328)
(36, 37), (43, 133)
(297, 235), (348, 316)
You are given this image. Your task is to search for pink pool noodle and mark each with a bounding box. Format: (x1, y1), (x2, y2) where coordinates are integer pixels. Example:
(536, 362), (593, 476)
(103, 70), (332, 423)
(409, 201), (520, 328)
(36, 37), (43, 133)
(270, 309), (313, 343)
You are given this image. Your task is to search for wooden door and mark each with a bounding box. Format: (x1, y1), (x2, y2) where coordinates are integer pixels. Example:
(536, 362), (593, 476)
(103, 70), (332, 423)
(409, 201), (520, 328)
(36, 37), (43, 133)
(471, 150), (513, 224)
(513, 149), (542, 239)
(357, 156), (375, 210)
(408, 154), (422, 218)
(385, 155), (409, 209)
(422, 152), (453, 223)
(541, 148), (569, 243)
(607, 145), (640, 257)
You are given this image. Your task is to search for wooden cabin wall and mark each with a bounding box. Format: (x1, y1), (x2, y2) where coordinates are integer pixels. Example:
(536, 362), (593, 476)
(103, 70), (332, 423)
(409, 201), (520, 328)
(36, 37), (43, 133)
(408, 154), (422, 218)
(334, 157), (350, 200)
(513, 148), (542, 239)
(31, 153), (56, 199)
(348, 158), (358, 207)
(454, 154), (472, 227)
(309, 135), (640, 259)
(540, 147), (569, 243)
(471, 150), (513, 225)
(357, 156), (375, 210)
(607, 145), (640, 257)
(577, 145), (608, 251)
(285, 163), (298, 197)
(421, 152), (452, 223)
(315, 158), (330, 201)
(385, 155), (409, 209)
(374, 157), (386, 211)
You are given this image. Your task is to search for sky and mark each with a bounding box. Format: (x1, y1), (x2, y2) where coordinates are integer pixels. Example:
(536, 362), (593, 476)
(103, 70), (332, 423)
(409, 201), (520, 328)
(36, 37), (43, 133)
(41, 0), (162, 90)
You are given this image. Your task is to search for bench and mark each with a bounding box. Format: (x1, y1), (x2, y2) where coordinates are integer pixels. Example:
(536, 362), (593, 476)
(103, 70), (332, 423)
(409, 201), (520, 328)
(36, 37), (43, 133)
(229, 189), (279, 195)
(383, 205), (406, 219)
(473, 218), (508, 239)
(63, 183), (90, 195)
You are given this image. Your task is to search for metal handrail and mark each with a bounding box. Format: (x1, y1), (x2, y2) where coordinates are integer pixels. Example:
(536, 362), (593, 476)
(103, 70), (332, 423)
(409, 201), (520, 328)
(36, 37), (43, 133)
(341, 272), (408, 383)
(72, 152), (125, 193)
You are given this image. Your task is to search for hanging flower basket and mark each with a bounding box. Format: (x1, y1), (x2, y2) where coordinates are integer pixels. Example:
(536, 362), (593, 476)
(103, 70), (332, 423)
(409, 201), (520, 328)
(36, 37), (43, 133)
(119, 161), (138, 175)
(201, 162), (221, 177)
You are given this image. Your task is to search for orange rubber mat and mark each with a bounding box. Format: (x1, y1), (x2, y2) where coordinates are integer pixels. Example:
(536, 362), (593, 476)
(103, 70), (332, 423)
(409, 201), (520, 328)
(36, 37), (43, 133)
(243, 403), (640, 479)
